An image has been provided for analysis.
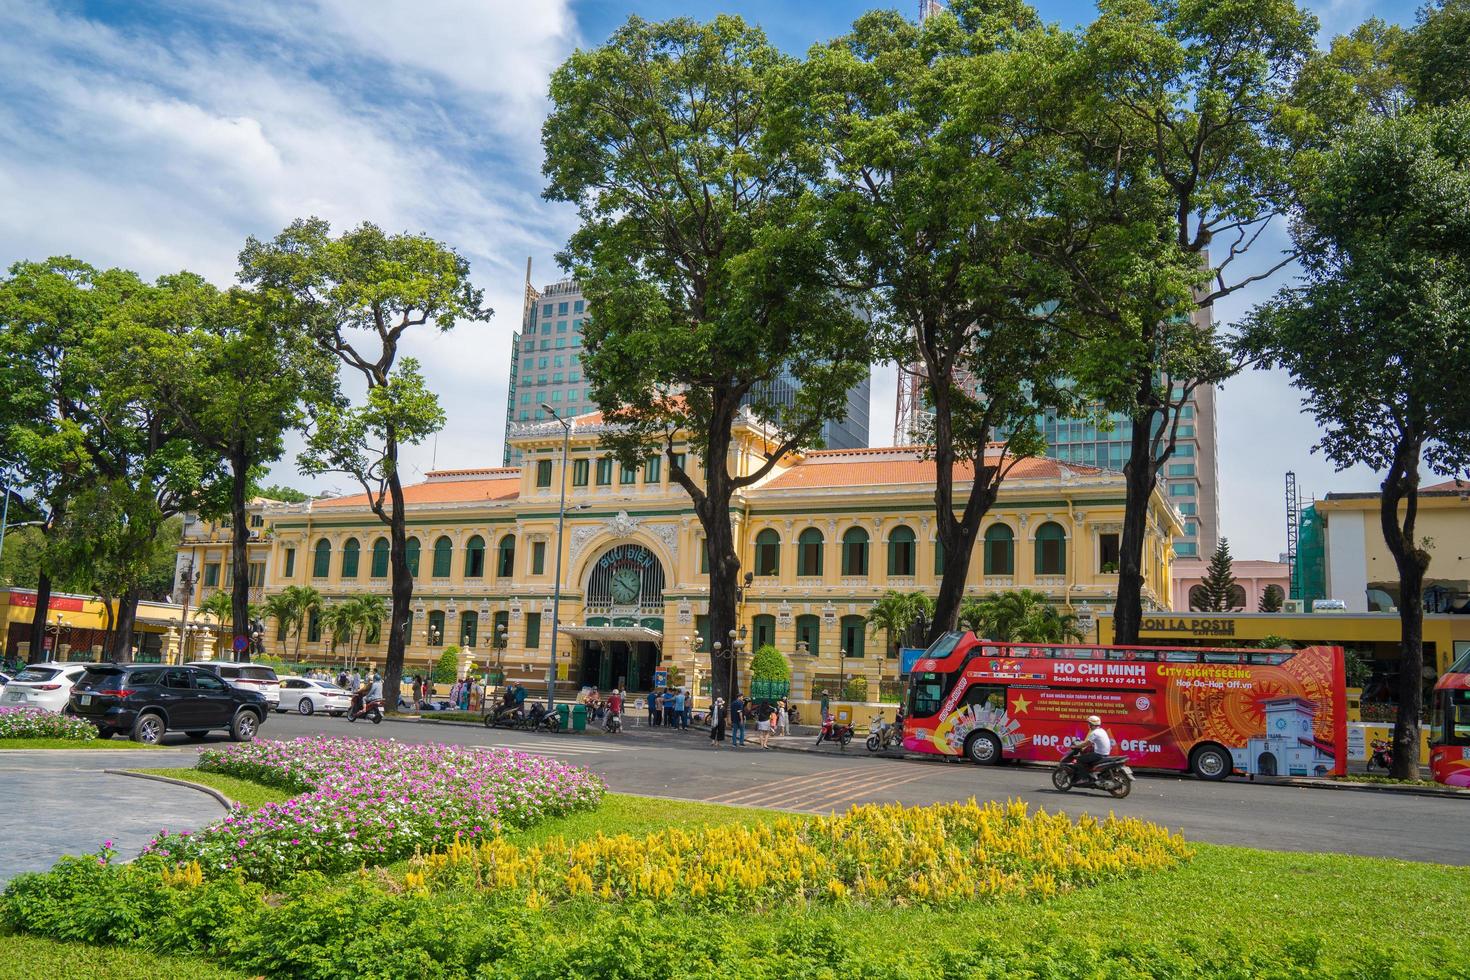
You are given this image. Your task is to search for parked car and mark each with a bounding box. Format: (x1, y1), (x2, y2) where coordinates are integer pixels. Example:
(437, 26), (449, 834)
(0, 671), (11, 698)
(0, 662), (92, 713)
(70, 664), (269, 743)
(185, 661), (280, 710)
(278, 676), (352, 716)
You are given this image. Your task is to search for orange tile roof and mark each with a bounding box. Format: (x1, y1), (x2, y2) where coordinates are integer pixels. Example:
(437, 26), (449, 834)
(1423, 479), (1468, 493)
(313, 476), (521, 509)
(760, 451), (1106, 491)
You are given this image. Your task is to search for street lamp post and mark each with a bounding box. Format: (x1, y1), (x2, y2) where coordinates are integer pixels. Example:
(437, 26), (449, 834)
(839, 647), (848, 701)
(541, 403), (572, 710)
(176, 562), (199, 665)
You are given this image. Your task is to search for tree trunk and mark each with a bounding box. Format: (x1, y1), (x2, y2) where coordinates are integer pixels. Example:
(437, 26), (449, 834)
(701, 488), (741, 702)
(931, 516), (982, 642)
(1113, 398), (1161, 645)
(1380, 437), (1429, 781)
(383, 439), (412, 714)
(27, 570), (52, 664)
(229, 449), (252, 662)
(110, 588), (140, 662)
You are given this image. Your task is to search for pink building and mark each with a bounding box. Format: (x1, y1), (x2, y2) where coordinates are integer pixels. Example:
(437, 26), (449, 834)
(1172, 559), (1291, 612)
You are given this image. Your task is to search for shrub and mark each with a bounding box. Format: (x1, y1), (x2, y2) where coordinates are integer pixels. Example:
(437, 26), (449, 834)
(411, 800), (1192, 912)
(749, 644), (790, 682)
(142, 737), (604, 885)
(0, 706), (97, 741)
(433, 648), (460, 685)
(840, 675), (868, 701)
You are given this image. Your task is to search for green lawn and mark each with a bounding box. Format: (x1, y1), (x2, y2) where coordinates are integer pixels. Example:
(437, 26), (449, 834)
(0, 738), (167, 751)
(0, 930), (245, 979)
(128, 768), (294, 810)
(6, 771), (1468, 976)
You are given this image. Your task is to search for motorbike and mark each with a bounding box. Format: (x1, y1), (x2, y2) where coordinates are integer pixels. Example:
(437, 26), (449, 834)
(816, 715), (855, 749)
(1052, 744), (1134, 798)
(522, 703), (562, 733)
(604, 711), (623, 734)
(1367, 737), (1393, 772)
(865, 714), (905, 753)
(483, 701), (523, 729)
(348, 697), (384, 724)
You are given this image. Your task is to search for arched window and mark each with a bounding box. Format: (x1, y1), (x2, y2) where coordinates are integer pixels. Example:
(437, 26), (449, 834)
(752, 614), (776, 649)
(840, 615), (866, 658)
(497, 535), (516, 577)
(754, 529), (780, 576)
(888, 525), (916, 576)
(1227, 584), (1247, 610)
(312, 538), (331, 578)
(460, 610), (479, 647)
(1188, 583), (1210, 611)
(841, 527), (869, 576)
(983, 525), (1014, 575)
(796, 614), (820, 656)
(1034, 522), (1067, 575)
(797, 528), (824, 576)
(370, 538), (389, 578)
(405, 537), (421, 577)
(340, 537), (359, 579)
(464, 535), (486, 578)
(432, 536), (453, 578)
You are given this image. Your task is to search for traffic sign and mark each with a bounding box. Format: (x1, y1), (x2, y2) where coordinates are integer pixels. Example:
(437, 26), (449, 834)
(233, 635), (248, 653)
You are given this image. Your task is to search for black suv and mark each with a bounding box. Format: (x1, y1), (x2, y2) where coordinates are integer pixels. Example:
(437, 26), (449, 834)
(70, 664), (269, 744)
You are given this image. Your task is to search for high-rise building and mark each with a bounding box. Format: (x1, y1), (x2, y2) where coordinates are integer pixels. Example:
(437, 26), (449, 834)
(892, 320), (1219, 559)
(503, 271), (871, 464)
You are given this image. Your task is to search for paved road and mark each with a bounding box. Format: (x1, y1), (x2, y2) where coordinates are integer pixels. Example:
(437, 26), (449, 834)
(255, 712), (1470, 866)
(0, 747), (222, 882)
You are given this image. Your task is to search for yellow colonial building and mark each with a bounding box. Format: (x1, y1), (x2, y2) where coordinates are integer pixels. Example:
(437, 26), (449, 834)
(175, 412), (1181, 697)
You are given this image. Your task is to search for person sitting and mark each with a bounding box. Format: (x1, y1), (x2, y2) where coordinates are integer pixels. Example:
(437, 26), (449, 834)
(1077, 714), (1112, 771)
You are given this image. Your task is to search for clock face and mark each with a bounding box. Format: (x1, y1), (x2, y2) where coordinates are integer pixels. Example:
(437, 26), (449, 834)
(610, 568), (642, 604)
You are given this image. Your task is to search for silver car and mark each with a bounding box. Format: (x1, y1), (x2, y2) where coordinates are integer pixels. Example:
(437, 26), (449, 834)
(185, 661), (280, 710)
(277, 677), (352, 716)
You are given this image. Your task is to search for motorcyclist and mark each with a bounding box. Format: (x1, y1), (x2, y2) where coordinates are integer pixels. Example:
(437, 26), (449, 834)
(1076, 714), (1112, 772)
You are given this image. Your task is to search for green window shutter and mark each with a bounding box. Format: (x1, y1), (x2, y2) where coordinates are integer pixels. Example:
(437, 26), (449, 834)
(312, 540), (330, 578)
(341, 539), (359, 578)
(498, 536), (516, 577)
(644, 456), (661, 483)
(532, 541), (546, 575)
(283, 549), (295, 578)
(525, 612), (542, 648)
(371, 539), (389, 577)
(405, 538), (420, 577)
(572, 459), (589, 486)
(432, 537), (452, 577)
(536, 460), (553, 488)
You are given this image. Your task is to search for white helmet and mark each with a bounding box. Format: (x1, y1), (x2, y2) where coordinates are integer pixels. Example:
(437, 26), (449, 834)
(1086, 715), (1102, 727)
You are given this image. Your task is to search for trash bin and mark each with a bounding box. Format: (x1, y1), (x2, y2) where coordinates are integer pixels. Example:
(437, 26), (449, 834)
(556, 704), (570, 730)
(571, 703), (588, 732)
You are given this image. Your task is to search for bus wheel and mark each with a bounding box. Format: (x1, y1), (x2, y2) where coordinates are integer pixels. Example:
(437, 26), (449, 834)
(966, 731), (1002, 765)
(1191, 744), (1232, 781)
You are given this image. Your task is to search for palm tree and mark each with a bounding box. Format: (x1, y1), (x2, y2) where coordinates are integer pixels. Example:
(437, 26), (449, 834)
(262, 591), (300, 658)
(321, 602), (356, 665)
(961, 589), (1084, 644)
(275, 585), (322, 662)
(197, 590), (234, 627)
(956, 597), (988, 635)
(865, 590), (932, 659)
(342, 594), (388, 666)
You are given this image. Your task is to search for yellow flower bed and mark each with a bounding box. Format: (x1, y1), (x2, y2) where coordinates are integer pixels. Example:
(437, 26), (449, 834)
(408, 799), (1191, 910)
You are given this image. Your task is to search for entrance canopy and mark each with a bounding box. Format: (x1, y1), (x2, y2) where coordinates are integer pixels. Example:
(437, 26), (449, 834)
(558, 624), (663, 645)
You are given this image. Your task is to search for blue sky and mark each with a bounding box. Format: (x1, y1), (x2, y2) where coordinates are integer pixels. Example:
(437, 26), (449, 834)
(0, 0), (1417, 560)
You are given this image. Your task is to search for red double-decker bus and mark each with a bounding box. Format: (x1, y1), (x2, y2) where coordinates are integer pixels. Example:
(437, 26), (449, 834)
(902, 633), (1347, 780)
(1430, 650), (1470, 787)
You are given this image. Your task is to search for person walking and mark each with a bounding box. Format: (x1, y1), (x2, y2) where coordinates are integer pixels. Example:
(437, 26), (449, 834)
(777, 699), (789, 736)
(756, 700), (773, 749)
(709, 697), (726, 745)
(672, 688), (686, 731)
(820, 690), (831, 723)
(729, 693), (746, 747)
(681, 688), (693, 730)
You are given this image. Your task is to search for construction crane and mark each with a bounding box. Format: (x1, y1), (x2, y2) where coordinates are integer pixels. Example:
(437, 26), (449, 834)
(1285, 471), (1300, 600)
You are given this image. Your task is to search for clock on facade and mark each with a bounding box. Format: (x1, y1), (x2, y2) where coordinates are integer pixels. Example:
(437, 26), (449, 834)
(610, 568), (642, 604)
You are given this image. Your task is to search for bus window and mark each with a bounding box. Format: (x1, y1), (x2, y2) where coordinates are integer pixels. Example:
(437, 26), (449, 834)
(924, 632), (964, 660)
(1105, 648), (1129, 661)
(963, 685), (1005, 712)
(1165, 650), (1200, 663)
(1453, 691), (1470, 742)
(1246, 652), (1290, 666)
(910, 673), (948, 718)
(1203, 652), (1241, 664)
(1131, 649), (1160, 662)
(1069, 647), (1095, 659)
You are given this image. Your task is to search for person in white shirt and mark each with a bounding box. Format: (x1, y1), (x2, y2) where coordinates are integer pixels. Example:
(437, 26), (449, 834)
(1078, 714), (1112, 770)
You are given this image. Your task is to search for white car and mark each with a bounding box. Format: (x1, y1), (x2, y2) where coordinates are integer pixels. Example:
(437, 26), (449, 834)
(186, 661), (281, 710)
(0, 671), (11, 698)
(277, 677), (352, 716)
(0, 662), (91, 713)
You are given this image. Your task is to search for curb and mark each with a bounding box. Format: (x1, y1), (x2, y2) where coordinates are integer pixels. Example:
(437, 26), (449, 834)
(104, 769), (235, 811)
(1262, 777), (1470, 800)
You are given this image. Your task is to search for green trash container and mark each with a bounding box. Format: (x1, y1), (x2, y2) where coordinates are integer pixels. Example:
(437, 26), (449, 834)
(571, 703), (588, 733)
(556, 704), (570, 731)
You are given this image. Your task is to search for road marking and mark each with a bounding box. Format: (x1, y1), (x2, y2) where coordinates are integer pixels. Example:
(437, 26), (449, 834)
(472, 741), (626, 756)
(784, 770), (932, 812)
(704, 766), (871, 806)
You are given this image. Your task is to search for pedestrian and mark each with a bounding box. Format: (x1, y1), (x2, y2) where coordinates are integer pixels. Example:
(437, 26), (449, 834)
(680, 687), (692, 729)
(756, 701), (772, 749)
(412, 675), (424, 707)
(648, 690), (659, 728)
(729, 693), (746, 747)
(820, 690), (831, 722)
(709, 697), (726, 745)
(662, 688), (675, 728)
(671, 688), (685, 731)
(777, 699), (789, 736)
(608, 688), (623, 725)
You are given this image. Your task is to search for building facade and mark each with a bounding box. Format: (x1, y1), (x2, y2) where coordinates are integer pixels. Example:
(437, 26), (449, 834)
(1172, 558), (1291, 613)
(181, 412), (1181, 696)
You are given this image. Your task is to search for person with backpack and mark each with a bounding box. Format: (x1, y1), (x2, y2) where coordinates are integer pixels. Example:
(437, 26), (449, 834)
(729, 693), (747, 747)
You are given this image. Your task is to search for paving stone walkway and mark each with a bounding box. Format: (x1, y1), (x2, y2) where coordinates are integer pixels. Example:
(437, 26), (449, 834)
(0, 749), (219, 883)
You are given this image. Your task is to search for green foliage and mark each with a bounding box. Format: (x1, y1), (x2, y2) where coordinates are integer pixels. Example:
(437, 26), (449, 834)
(958, 589), (1084, 644)
(1400, 0), (1470, 108)
(1257, 635), (1297, 650)
(840, 675), (868, 702)
(865, 591), (935, 656)
(1343, 649), (1374, 689)
(433, 648), (460, 685)
(1259, 584), (1286, 612)
(256, 484), (310, 503)
(748, 645), (790, 683)
(196, 590), (235, 625)
(1198, 538), (1240, 612)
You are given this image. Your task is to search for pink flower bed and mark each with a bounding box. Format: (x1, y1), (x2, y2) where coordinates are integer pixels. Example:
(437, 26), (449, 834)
(143, 736), (603, 883)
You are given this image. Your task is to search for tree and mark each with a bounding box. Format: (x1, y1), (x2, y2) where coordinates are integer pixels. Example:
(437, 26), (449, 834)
(341, 594), (388, 664)
(1058, 0), (1318, 644)
(197, 589), (234, 626)
(240, 218), (490, 713)
(271, 584), (322, 663)
(262, 591), (302, 659)
(749, 645), (791, 683)
(801, 5), (1083, 641)
(961, 589), (1082, 643)
(865, 590), (935, 659)
(1199, 539), (1240, 612)
(320, 601), (356, 663)
(432, 648), (459, 686)
(1400, 0), (1470, 108)
(257, 484), (310, 503)
(1240, 105), (1470, 779)
(543, 16), (874, 700)
(130, 273), (329, 661)
(1259, 584), (1285, 612)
